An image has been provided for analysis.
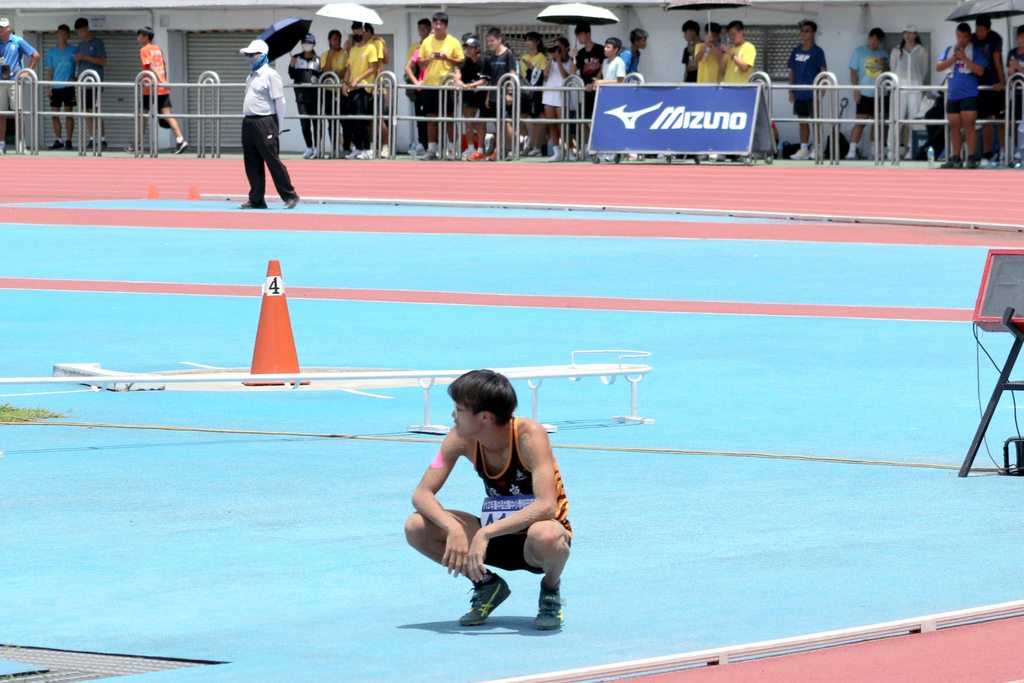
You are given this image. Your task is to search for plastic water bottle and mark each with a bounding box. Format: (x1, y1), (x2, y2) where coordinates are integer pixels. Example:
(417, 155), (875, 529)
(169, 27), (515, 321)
(778, 141), (784, 159)
(927, 146), (935, 169)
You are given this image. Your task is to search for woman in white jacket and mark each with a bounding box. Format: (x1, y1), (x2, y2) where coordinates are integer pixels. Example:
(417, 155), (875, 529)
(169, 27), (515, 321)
(890, 25), (930, 159)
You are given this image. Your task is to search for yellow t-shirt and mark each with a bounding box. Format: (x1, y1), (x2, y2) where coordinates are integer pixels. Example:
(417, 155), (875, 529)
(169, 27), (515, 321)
(407, 41), (421, 62)
(694, 42), (722, 83)
(321, 48), (348, 88)
(418, 34), (464, 86)
(723, 41), (757, 83)
(346, 42), (380, 88)
(519, 52), (548, 86)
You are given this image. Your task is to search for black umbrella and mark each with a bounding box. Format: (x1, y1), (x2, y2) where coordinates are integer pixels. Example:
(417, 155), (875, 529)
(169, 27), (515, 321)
(946, 0), (1024, 20)
(259, 17), (313, 62)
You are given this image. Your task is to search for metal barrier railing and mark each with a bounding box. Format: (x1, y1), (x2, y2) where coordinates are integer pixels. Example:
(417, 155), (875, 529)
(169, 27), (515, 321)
(8, 65), (1024, 166)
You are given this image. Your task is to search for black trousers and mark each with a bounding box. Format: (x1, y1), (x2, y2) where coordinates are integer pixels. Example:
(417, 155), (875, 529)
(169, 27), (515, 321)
(296, 95), (318, 148)
(348, 88), (371, 152)
(242, 115), (297, 206)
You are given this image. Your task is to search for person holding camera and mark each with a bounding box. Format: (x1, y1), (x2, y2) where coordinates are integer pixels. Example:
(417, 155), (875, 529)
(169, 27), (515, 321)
(937, 22), (985, 168)
(542, 37), (572, 162)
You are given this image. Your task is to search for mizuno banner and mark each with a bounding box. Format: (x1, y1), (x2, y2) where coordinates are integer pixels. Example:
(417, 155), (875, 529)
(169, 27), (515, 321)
(588, 84), (774, 156)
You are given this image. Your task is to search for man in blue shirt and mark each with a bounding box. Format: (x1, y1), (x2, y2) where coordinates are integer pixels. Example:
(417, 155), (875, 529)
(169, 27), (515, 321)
(74, 18), (107, 151)
(0, 17), (39, 155)
(846, 28), (888, 159)
(619, 28), (647, 75)
(972, 14), (1006, 167)
(937, 22), (984, 168)
(45, 24), (77, 150)
(787, 20), (827, 159)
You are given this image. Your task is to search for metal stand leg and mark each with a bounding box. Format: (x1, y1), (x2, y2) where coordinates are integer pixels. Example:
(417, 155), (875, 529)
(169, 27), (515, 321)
(407, 377), (450, 435)
(526, 379), (557, 433)
(961, 307), (1024, 476)
(613, 375), (654, 425)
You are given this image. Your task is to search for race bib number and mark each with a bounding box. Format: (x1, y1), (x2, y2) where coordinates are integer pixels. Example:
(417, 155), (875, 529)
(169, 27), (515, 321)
(481, 495), (534, 527)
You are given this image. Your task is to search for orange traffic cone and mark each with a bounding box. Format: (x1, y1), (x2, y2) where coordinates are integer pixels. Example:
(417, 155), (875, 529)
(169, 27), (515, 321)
(245, 260), (307, 386)
(187, 185), (201, 200)
(146, 184), (160, 199)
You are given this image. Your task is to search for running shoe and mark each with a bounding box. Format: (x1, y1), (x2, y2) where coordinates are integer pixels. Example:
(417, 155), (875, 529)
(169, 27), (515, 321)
(50, 139), (65, 150)
(354, 150), (370, 160)
(527, 147), (542, 157)
(421, 150), (439, 160)
(535, 583), (564, 630)
(790, 148), (811, 160)
(101, 140), (108, 151)
(174, 139), (189, 155)
(940, 156), (961, 169)
(63, 139), (73, 151)
(460, 574), (510, 626)
(0, 141), (5, 154)
(467, 150), (486, 161)
(302, 146), (316, 159)
(488, 151), (498, 160)
(966, 156), (979, 169)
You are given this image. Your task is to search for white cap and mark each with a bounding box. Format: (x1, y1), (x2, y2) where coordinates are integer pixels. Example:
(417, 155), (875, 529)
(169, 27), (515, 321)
(903, 24), (918, 33)
(239, 39), (269, 55)
(0, 18), (10, 28)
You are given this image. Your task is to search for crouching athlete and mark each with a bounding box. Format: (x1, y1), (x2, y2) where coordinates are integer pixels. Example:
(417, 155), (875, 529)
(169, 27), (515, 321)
(404, 369), (572, 630)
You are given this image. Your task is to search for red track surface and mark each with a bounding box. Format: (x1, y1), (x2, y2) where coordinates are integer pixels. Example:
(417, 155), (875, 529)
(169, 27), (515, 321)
(623, 616), (1024, 683)
(0, 277), (971, 321)
(4, 205), (1024, 247)
(3, 157), (1024, 229)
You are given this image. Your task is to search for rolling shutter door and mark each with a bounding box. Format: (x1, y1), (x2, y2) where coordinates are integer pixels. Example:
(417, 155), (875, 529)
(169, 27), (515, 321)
(185, 31), (261, 150)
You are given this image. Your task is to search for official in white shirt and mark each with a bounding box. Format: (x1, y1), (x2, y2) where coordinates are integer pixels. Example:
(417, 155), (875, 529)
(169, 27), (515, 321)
(239, 39), (299, 209)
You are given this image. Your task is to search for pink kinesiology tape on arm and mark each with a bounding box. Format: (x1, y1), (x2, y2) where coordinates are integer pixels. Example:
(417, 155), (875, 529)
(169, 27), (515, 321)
(429, 445), (445, 469)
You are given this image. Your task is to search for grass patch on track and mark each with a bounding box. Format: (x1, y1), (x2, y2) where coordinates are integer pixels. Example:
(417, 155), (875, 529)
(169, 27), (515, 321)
(0, 403), (66, 422)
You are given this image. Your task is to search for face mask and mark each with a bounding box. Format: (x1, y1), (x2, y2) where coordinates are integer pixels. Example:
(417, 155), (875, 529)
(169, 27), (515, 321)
(302, 43), (314, 51)
(247, 53), (268, 72)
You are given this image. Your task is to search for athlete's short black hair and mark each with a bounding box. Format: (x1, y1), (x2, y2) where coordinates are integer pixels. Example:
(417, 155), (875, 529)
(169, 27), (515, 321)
(432, 12), (449, 25)
(486, 27), (503, 41)
(682, 20), (700, 34)
(448, 370), (517, 425)
(630, 28), (648, 44)
(605, 36), (623, 52)
(727, 20), (744, 33)
(869, 27), (885, 41)
(418, 18), (432, 28)
(328, 29), (341, 40)
(976, 14), (992, 29)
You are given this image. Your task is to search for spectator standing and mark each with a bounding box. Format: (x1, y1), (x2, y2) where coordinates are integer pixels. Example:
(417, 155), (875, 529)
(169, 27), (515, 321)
(890, 25), (929, 160)
(573, 22), (604, 157)
(0, 17), (37, 155)
(341, 22), (379, 159)
(321, 29), (347, 157)
(973, 15), (1006, 167)
(416, 12), (464, 160)
(593, 37), (626, 85)
(694, 23), (723, 84)
(239, 38), (298, 210)
(520, 32), (548, 157)
(128, 27), (187, 154)
(620, 28), (648, 75)
(455, 35), (486, 160)
(406, 18), (431, 156)
(936, 23), (984, 168)
(682, 20), (700, 83)
(543, 37), (572, 161)
(479, 27), (517, 160)
(721, 20), (756, 84)
(787, 20), (827, 160)
(289, 33), (322, 159)
(45, 23), (77, 150)
(365, 23), (390, 157)
(846, 28), (888, 160)
(1007, 26), (1024, 160)
(73, 18), (106, 151)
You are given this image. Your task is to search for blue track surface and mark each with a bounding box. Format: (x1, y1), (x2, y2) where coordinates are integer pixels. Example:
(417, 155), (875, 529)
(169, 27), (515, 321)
(3, 201), (1023, 682)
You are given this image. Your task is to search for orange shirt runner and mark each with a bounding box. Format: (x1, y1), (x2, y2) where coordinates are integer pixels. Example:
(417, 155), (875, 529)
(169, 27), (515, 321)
(140, 43), (170, 96)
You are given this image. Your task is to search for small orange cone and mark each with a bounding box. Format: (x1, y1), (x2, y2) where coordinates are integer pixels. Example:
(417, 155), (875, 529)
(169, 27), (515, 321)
(245, 260), (308, 386)
(146, 184), (160, 199)
(187, 185), (201, 201)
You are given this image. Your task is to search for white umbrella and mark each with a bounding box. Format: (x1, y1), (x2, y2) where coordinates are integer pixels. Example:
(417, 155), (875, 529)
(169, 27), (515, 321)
(537, 3), (620, 26)
(316, 3), (383, 25)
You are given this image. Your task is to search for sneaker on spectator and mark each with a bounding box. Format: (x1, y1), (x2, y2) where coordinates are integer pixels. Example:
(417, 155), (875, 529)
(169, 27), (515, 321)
(940, 155), (961, 169)
(64, 139), (73, 151)
(346, 148), (360, 159)
(101, 140), (108, 151)
(844, 147), (858, 160)
(355, 150), (370, 160)
(123, 143), (135, 153)
(0, 141), (5, 154)
(568, 150), (578, 161)
(488, 151), (498, 161)
(467, 150), (486, 161)
(904, 149), (914, 160)
(549, 148), (563, 162)
(302, 147), (316, 159)
(380, 145), (389, 158)
(966, 156), (980, 169)
(174, 139), (189, 155)
(791, 148), (811, 160)
(979, 157), (996, 169)
(527, 147), (542, 157)
(49, 140), (64, 150)
(422, 149), (439, 160)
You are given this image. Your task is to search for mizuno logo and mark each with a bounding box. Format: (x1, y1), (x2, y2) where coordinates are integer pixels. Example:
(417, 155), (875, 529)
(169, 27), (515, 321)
(605, 103), (749, 131)
(603, 102), (663, 129)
